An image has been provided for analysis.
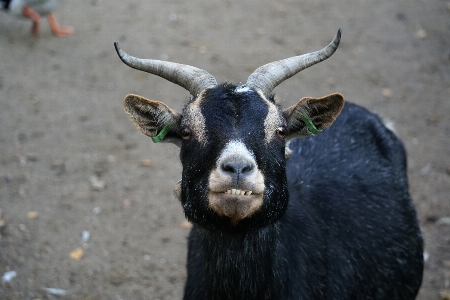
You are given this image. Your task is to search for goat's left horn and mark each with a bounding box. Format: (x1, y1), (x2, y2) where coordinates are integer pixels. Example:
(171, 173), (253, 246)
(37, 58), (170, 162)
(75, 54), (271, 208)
(114, 42), (217, 97)
(246, 29), (341, 96)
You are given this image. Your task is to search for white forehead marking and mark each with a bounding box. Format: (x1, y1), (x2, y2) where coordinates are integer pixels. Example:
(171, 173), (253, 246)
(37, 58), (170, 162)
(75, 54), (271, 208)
(218, 140), (257, 166)
(264, 104), (281, 142)
(235, 85), (251, 94)
(255, 90), (283, 143)
(185, 100), (207, 145)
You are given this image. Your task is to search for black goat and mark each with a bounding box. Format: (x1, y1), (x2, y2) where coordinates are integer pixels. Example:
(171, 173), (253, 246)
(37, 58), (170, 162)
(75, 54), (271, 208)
(114, 29), (423, 300)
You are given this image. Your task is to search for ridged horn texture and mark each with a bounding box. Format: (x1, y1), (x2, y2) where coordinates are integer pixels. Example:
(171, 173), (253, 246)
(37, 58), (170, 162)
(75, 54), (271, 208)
(246, 28), (342, 96)
(114, 42), (217, 97)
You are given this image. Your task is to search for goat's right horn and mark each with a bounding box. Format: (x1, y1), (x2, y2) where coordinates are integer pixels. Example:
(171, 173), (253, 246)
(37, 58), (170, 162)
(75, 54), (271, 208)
(114, 42), (217, 97)
(246, 29), (341, 96)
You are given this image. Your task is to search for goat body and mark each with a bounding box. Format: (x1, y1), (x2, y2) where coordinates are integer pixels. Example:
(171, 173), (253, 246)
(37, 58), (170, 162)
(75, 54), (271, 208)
(115, 29), (423, 300)
(184, 102), (423, 300)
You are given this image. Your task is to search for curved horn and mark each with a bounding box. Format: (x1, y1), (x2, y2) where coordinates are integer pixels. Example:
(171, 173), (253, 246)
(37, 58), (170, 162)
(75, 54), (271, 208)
(114, 42), (217, 97)
(246, 29), (341, 96)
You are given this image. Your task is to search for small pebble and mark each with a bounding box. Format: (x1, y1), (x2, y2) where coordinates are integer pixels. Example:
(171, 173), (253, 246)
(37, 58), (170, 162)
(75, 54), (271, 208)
(140, 159), (152, 167)
(42, 288), (68, 296)
(181, 220), (192, 229)
(381, 88), (392, 98)
(27, 211), (39, 219)
(420, 164), (432, 176)
(395, 12), (406, 21)
(2, 271), (17, 283)
(69, 248), (84, 261)
(383, 120), (396, 134)
(82, 231), (90, 243)
(416, 29), (427, 39)
(26, 154), (39, 162)
(90, 176), (106, 191)
(437, 217), (450, 226)
(18, 156), (27, 167)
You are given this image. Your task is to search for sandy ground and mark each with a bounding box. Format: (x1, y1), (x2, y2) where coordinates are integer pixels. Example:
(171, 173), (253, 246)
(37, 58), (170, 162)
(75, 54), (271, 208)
(0, 0), (449, 299)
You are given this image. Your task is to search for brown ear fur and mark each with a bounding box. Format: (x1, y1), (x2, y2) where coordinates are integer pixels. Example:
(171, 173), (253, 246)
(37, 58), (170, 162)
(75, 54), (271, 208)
(123, 94), (180, 138)
(283, 93), (344, 139)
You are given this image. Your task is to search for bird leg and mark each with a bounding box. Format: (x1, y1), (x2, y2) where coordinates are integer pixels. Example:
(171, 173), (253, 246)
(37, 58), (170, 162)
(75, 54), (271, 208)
(22, 6), (41, 36)
(47, 13), (74, 37)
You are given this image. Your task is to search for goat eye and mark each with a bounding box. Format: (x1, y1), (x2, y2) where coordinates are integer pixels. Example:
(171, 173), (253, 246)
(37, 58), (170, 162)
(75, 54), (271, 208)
(180, 128), (192, 140)
(276, 127), (286, 138)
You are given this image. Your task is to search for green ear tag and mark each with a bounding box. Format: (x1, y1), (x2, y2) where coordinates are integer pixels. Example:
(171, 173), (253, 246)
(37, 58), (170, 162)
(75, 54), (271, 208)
(151, 126), (171, 143)
(302, 117), (322, 135)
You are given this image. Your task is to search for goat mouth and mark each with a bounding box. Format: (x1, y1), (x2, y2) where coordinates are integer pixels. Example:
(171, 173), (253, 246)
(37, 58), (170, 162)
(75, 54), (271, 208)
(208, 190), (264, 224)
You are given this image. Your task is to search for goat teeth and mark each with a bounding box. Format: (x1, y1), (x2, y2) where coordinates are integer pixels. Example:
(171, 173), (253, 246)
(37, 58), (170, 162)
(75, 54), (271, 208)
(223, 189), (253, 196)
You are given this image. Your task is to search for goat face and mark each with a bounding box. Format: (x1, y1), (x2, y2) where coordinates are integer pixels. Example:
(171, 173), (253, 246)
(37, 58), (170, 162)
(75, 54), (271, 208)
(117, 30), (344, 232)
(180, 84), (287, 231)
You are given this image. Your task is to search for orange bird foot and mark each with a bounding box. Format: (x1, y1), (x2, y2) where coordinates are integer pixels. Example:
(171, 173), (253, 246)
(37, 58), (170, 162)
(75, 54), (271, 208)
(22, 6), (41, 36)
(47, 13), (74, 37)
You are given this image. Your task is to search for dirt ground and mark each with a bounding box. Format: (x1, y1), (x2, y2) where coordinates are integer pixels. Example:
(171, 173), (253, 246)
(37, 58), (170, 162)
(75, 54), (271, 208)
(0, 0), (449, 299)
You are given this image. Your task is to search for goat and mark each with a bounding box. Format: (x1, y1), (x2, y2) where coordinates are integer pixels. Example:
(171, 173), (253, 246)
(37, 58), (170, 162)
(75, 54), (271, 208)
(114, 29), (423, 300)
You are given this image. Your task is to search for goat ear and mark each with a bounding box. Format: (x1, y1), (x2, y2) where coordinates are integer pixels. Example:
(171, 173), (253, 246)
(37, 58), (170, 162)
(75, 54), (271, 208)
(283, 93), (344, 139)
(123, 94), (182, 145)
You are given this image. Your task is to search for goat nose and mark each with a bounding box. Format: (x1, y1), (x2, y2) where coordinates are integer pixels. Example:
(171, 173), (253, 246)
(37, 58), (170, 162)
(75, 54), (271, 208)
(221, 159), (255, 177)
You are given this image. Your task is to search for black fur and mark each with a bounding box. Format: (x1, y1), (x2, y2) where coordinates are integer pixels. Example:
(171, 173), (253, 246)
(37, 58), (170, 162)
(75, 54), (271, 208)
(181, 88), (423, 300)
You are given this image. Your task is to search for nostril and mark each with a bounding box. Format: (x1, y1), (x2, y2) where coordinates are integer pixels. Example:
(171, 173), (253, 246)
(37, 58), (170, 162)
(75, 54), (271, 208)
(221, 160), (254, 176)
(222, 163), (237, 174)
(241, 165), (253, 173)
